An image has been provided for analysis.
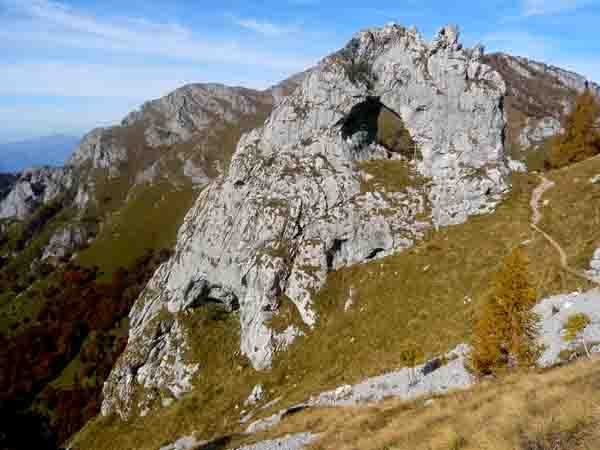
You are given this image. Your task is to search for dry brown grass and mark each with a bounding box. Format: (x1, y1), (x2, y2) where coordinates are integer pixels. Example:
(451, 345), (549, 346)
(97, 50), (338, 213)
(72, 173), (590, 450)
(265, 358), (600, 450)
(541, 154), (600, 272)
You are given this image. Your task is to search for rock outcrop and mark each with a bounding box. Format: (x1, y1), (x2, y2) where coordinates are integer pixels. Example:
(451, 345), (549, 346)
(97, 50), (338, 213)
(519, 117), (562, 149)
(0, 173), (18, 203)
(102, 24), (509, 418)
(121, 84), (273, 149)
(0, 167), (75, 220)
(41, 224), (90, 261)
(245, 344), (471, 434)
(534, 289), (600, 367)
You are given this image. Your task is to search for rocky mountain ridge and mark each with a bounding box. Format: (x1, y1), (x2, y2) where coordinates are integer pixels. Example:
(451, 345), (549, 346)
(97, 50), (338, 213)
(1, 77), (303, 218)
(484, 52), (600, 154)
(0, 78), (303, 267)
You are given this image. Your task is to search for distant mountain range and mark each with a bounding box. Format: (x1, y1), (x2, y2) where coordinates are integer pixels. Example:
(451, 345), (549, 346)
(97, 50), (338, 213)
(0, 134), (80, 172)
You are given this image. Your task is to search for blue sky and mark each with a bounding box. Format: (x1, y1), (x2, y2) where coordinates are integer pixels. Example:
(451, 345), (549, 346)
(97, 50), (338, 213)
(1, 0), (599, 144)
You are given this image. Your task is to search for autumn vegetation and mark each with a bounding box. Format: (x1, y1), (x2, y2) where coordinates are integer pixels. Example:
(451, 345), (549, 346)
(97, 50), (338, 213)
(549, 89), (600, 168)
(469, 248), (541, 375)
(0, 249), (171, 450)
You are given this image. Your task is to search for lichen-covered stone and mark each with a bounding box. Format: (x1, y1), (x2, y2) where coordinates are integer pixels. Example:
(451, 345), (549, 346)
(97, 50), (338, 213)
(534, 289), (600, 367)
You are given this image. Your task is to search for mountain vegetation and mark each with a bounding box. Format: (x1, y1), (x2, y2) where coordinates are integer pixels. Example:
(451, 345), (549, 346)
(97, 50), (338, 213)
(549, 90), (600, 168)
(469, 249), (540, 375)
(1, 23), (600, 450)
(0, 250), (171, 450)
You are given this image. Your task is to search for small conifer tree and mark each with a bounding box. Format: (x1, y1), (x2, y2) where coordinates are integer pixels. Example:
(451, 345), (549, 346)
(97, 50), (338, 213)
(470, 249), (541, 375)
(550, 90), (600, 168)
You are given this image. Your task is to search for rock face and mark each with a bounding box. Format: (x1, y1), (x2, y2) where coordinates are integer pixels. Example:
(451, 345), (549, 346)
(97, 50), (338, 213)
(519, 117), (562, 149)
(121, 84), (273, 149)
(0, 173), (18, 203)
(0, 167), (75, 220)
(586, 248), (600, 280)
(484, 53), (600, 153)
(245, 344), (472, 434)
(42, 225), (89, 261)
(534, 289), (600, 367)
(102, 24), (509, 418)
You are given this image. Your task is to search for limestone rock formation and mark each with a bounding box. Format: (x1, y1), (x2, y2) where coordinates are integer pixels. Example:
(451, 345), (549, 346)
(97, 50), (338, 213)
(121, 84), (273, 149)
(102, 24), (509, 418)
(0, 167), (75, 220)
(519, 117), (562, 149)
(0, 173), (18, 203)
(534, 289), (600, 367)
(42, 225), (90, 261)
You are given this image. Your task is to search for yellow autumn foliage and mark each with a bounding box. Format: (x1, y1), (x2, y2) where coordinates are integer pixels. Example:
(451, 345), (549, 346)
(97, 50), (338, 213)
(550, 89), (600, 168)
(469, 248), (541, 375)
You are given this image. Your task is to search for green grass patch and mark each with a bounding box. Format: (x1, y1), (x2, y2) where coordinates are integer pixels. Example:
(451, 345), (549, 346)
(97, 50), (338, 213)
(358, 159), (426, 193)
(76, 182), (197, 277)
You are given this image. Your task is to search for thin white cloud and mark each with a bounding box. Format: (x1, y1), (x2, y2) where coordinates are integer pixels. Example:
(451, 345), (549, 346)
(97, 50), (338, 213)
(522, 0), (590, 16)
(0, 62), (198, 98)
(0, 0), (323, 140)
(0, 0), (313, 70)
(232, 17), (299, 36)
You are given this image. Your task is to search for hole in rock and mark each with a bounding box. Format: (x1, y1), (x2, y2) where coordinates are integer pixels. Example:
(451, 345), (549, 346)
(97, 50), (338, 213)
(326, 239), (347, 272)
(340, 97), (417, 159)
(366, 248), (385, 260)
(185, 280), (240, 313)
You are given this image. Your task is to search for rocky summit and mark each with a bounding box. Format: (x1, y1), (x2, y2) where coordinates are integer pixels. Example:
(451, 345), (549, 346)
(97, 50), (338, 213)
(101, 24), (509, 419)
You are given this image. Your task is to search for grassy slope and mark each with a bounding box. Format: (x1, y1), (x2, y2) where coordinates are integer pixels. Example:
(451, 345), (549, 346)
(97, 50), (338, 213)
(0, 202), (78, 335)
(71, 162), (598, 450)
(264, 357), (600, 450)
(76, 182), (197, 276)
(540, 154), (600, 272)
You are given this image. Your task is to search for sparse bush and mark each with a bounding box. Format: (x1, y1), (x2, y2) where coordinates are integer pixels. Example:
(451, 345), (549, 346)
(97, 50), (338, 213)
(563, 313), (592, 358)
(470, 248), (541, 375)
(400, 347), (424, 385)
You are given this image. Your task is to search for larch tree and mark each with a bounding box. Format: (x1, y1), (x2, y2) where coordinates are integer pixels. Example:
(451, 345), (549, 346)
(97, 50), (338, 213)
(550, 89), (600, 168)
(470, 248), (541, 375)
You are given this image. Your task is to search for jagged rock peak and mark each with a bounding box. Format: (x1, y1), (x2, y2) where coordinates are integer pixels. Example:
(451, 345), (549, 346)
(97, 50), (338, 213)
(102, 23), (508, 418)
